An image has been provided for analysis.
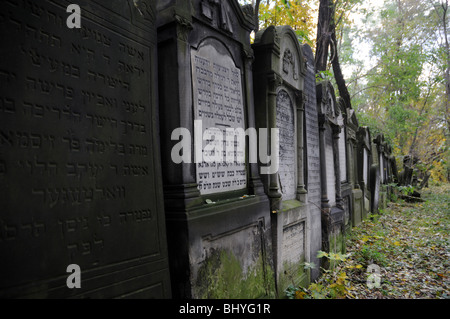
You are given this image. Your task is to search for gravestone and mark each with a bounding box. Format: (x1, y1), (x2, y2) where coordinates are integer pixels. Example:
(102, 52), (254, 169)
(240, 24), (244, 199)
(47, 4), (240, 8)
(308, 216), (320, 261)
(325, 125), (337, 206)
(0, 0), (171, 298)
(253, 25), (310, 292)
(157, 0), (275, 298)
(344, 101), (363, 227)
(399, 155), (417, 186)
(276, 90), (297, 200)
(357, 127), (373, 220)
(373, 134), (388, 210)
(191, 44), (247, 194)
(316, 81), (345, 262)
(385, 144), (393, 183)
(370, 161), (381, 213)
(383, 144), (395, 200)
(388, 145), (399, 184)
(337, 98), (352, 232)
(301, 44), (322, 281)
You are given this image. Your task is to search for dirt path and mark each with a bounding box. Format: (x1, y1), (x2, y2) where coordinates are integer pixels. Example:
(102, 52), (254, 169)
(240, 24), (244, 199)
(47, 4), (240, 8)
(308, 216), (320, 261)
(296, 184), (450, 299)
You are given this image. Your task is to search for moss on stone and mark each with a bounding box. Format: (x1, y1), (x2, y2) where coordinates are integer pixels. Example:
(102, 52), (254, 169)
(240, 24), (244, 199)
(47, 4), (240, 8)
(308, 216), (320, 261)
(280, 199), (305, 212)
(196, 249), (275, 299)
(277, 259), (310, 297)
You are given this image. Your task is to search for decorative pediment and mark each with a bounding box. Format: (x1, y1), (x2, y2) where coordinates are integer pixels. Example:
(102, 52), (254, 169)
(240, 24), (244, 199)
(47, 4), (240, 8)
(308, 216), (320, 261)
(316, 81), (338, 124)
(131, 0), (156, 22)
(253, 25), (304, 90)
(200, 0), (241, 34)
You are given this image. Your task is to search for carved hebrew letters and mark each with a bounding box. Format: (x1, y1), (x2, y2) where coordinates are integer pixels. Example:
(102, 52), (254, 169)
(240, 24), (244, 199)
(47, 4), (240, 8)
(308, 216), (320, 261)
(191, 42), (246, 195)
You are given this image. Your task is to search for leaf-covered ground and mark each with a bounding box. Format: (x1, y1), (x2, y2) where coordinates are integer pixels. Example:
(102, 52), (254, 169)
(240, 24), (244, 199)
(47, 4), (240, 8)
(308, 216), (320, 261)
(297, 184), (450, 299)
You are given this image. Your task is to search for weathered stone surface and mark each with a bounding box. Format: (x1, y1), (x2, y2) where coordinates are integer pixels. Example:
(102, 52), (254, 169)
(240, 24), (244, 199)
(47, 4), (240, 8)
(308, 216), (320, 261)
(338, 113), (348, 183)
(336, 99), (352, 231)
(253, 25), (310, 293)
(357, 126), (373, 220)
(191, 43), (246, 194)
(316, 81), (345, 261)
(325, 125), (336, 206)
(301, 44), (322, 281)
(281, 221), (305, 265)
(343, 100), (363, 227)
(157, 0), (274, 299)
(276, 90), (296, 200)
(0, 0), (170, 298)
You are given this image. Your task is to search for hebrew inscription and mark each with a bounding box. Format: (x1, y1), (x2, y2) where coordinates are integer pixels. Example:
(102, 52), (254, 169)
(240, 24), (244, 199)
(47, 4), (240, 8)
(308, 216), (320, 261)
(338, 114), (347, 182)
(325, 126), (336, 206)
(0, 0), (164, 293)
(191, 43), (247, 195)
(304, 49), (321, 215)
(276, 90), (296, 200)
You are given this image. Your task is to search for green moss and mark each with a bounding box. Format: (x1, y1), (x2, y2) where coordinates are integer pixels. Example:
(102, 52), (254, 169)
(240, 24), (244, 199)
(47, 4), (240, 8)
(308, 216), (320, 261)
(379, 191), (387, 209)
(196, 249), (275, 299)
(328, 231), (346, 269)
(280, 200), (305, 212)
(277, 259), (310, 297)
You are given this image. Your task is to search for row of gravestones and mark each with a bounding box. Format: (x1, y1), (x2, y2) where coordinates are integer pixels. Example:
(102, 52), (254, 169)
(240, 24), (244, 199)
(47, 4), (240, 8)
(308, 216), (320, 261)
(0, 0), (397, 298)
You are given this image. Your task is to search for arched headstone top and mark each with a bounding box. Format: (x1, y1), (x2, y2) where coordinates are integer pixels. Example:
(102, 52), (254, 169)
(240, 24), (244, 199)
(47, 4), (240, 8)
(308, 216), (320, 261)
(358, 126), (373, 151)
(253, 25), (305, 91)
(337, 97), (347, 118)
(278, 26), (306, 89)
(316, 80), (338, 124)
(347, 106), (359, 128)
(157, 0), (255, 49)
(373, 134), (384, 152)
(253, 25), (279, 47)
(374, 133), (384, 144)
(301, 44), (315, 69)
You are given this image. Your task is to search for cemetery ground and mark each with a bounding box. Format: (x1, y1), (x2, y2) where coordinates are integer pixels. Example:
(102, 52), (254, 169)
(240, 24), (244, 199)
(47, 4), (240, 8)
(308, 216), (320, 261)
(288, 184), (450, 299)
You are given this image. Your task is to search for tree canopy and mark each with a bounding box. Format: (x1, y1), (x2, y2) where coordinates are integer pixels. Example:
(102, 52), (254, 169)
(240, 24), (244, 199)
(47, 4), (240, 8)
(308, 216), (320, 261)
(240, 0), (449, 182)
(345, 0), (449, 182)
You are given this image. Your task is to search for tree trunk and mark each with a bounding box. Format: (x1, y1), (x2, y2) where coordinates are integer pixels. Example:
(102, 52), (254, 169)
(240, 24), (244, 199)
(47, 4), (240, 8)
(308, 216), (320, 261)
(315, 0), (334, 72)
(330, 19), (352, 109)
(254, 0), (262, 32)
(442, 1), (450, 130)
(315, 0), (353, 109)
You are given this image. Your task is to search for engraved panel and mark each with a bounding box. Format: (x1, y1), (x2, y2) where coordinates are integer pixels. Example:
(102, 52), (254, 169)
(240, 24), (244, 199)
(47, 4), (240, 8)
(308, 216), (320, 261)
(191, 41), (246, 195)
(281, 221), (305, 265)
(325, 126), (336, 206)
(379, 153), (384, 183)
(338, 114), (347, 182)
(201, 221), (261, 278)
(302, 44), (321, 280)
(279, 33), (301, 89)
(303, 48), (321, 215)
(276, 90), (296, 200)
(363, 149), (368, 185)
(0, 0), (168, 297)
